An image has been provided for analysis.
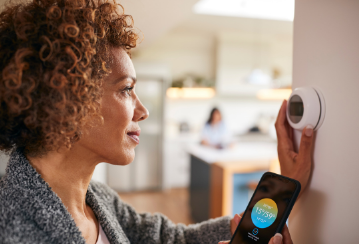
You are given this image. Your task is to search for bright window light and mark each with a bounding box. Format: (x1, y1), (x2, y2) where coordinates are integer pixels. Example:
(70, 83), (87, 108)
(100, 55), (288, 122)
(257, 89), (292, 100)
(193, 0), (295, 21)
(167, 88), (215, 99)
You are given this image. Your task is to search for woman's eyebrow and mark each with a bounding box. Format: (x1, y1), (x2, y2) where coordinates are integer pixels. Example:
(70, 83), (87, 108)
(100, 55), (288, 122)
(113, 75), (137, 85)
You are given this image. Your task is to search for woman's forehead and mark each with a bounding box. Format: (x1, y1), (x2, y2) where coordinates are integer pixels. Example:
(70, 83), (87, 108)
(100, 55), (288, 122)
(110, 48), (136, 78)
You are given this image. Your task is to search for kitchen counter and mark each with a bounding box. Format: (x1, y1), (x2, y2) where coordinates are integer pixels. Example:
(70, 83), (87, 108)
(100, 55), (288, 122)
(187, 141), (278, 164)
(188, 142), (279, 222)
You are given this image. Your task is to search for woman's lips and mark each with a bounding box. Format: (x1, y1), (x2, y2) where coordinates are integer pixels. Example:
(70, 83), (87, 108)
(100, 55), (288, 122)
(127, 130), (140, 144)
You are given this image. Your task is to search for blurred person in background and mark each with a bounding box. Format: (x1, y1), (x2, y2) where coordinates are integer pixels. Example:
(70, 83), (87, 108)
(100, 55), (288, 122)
(201, 107), (232, 149)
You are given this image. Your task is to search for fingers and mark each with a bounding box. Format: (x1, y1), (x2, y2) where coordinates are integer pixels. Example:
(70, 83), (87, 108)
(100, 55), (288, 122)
(218, 241), (230, 244)
(298, 125), (315, 163)
(269, 237), (274, 244)
(282, 225), (293, 244)
(275, 101), (288, 138)
(275, 100), (287, 125)
(234, 214), (241, 225)
(288, 120), (294, 141)
(275, 101), (294, 151)
(269, 227), (293, 244)
(269, 233), (283, 244)
(230, 214), (242, 235)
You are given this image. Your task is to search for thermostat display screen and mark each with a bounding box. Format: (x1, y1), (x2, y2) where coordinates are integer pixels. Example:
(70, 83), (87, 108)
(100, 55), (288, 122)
(289, 102), (304, 116)
(289, 95), (304, 123)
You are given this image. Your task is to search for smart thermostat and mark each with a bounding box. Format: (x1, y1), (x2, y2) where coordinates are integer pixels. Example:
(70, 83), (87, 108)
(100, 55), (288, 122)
(286, 87), (325, 131)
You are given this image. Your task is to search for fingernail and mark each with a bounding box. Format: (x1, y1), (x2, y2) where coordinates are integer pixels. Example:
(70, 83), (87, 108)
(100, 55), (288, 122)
(273, 233), (283, 244)
(234, 214), (241, 225)
(305, 125), (313, 137)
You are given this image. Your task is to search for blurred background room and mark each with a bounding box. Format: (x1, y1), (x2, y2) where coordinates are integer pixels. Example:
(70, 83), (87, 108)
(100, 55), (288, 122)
(0, 0), (294, 225)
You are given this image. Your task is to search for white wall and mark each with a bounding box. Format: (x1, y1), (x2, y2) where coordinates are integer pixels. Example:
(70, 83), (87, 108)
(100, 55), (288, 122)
(289, 1), (359, 243)
(119, 0), (199, 49)
(91, 163), (107, 185)
(133, 19), (293, 87)
(133, 29), (216, 80)
(216, 31), (293, 95)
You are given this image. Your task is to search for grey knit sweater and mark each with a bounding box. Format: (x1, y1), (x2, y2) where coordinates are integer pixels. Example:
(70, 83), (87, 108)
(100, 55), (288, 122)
(0, 149), (232, 244)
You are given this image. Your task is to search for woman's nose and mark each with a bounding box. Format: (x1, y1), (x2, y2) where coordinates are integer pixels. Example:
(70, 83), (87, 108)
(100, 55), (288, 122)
(134, 98), (149, 122)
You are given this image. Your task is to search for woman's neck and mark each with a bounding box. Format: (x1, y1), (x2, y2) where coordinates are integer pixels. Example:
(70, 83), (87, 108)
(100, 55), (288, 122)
(27, 146), (101, 243)
(27, 146), (98, 216)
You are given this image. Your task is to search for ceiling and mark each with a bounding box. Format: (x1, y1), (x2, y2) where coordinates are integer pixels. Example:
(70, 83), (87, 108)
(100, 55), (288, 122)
(119, 0), (200, 49)
(177, 14), (293, 36)
(120, 0), (293, 50)
(0, 0), (292, 49)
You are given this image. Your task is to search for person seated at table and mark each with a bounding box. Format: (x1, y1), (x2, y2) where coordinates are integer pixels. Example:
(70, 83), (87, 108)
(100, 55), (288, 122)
(201, 108), (232, 149)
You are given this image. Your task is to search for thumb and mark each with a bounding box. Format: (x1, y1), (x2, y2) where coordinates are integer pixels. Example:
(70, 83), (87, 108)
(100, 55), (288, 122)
(269, 233), (283, 244)
(234, 214), (241, 225)
(298, 125), (315, 160)
(218, 241), (230, 244)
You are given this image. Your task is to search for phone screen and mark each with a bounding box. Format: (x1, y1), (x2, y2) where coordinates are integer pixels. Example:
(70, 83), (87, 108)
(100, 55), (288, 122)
(230, 173), (299, 244)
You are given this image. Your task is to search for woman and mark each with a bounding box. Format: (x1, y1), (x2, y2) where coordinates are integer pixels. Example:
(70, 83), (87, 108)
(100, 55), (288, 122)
(200, 108), (231, 149)
(0, 0), (314, 243)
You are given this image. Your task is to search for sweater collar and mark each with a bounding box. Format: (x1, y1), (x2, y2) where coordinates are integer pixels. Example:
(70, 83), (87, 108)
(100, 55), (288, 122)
(86, 186), (130, 244)
(4, 149), (128, 244)
(4, 149), (86, 243)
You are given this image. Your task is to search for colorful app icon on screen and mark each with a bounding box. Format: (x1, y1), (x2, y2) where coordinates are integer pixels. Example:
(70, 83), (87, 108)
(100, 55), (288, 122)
(251, 198), (278, 229)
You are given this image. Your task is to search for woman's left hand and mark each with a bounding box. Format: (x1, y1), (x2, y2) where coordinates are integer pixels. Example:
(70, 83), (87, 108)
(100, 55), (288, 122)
(217, 213), (241, 244)
(218, 214), (241, 244)
(219, 214), (293, 244)
(230, 213), (242, 235)
(275, 100), (315, 196)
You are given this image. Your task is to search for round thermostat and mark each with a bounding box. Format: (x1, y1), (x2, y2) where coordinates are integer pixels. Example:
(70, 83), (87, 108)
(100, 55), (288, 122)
(286, 87), (326, 131)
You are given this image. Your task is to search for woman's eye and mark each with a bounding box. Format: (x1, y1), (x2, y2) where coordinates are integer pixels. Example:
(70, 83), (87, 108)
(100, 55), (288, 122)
(122, 87), (134, 96)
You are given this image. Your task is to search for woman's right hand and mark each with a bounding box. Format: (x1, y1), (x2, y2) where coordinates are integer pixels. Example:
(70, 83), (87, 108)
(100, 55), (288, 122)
(275, 100), (315, 195)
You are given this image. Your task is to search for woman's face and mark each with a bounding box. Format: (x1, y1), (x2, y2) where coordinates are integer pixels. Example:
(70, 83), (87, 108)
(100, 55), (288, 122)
(212, 110), (222, 125)
(77, 48), (149, 165)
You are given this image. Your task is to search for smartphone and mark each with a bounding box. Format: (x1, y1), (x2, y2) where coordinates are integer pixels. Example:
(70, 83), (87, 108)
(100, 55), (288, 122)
(229, 172), (301, 244)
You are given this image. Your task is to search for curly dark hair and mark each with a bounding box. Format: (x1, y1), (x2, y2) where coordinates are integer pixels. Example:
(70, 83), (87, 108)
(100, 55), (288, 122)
(0, 0), (139, 156)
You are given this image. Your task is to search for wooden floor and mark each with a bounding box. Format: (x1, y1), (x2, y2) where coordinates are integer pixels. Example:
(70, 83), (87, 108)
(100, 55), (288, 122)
(118, 188), (194, 225)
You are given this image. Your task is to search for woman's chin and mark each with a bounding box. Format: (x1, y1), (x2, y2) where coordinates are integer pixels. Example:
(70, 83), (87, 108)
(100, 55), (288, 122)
(106, 159), (134, 166)
(106, 151), (135, 166)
